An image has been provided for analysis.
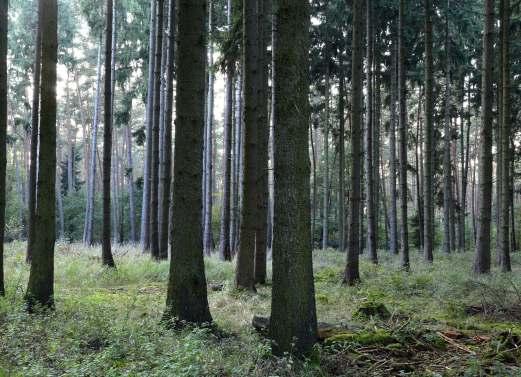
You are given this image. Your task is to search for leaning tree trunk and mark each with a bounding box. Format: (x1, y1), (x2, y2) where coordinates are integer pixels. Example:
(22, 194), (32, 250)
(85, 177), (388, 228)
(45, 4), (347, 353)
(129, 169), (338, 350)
(474, 0), (494, 274)
(344, 0), (363, 285)
(0, 0), (7, 296)
(498, 0), (511, 272)
(398, 0), (409, 270)
(102, 0), (116, 268)
(270, 0), (317, 356)
(26, 0), (57, 309)
(235, 0), (259, 291)
(27, 3), (42, 263)
(140, 0), (157, 252)
(164, 0), (212, 325)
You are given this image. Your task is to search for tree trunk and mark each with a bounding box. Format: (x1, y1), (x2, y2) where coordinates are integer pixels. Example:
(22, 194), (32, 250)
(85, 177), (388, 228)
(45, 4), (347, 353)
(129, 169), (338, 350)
(398, 0), (409, 270)
(102, 0), (116, 268)
(164, 0), (212, 325)
(0, 0), (7, 296)
(344, 0), (363, 285)
(322, 67), (330, 250)
(26, 0), (57, 309)
(140, 0), (157, 252)
(269, 0), (317, 356)
(159, 0), (175, 259)
(365, 0), (377, 263)
(389, 32), (399, 256)
(125, 122), (137, 243)
(473, 0), (494, 274)
(27, 3), (42, 263)
(498, 0), (511, 272)
(338, 67), (346, 253)
(84, 40), (102, 246)
(235, 0), (259, 291)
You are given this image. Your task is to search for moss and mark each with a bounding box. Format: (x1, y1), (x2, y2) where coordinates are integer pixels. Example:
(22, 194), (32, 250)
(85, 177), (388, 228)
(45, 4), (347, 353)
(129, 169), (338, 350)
(353, 301), (391, 320)
(325, 329), (396, 346)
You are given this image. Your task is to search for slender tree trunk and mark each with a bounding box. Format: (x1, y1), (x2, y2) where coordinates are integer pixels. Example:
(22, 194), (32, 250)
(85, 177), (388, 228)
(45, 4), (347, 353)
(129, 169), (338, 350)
(150, 0), (164, 260)
(365, 0), (377, 263)
(0, 0), (7, 296)
(140, 0), (157, 252)
(235, 0), (259, 291)
(84, 40), (102, 246)
(102, 0), (116, 268)
(498, 0), (511, 272)
(270, 0), (317, 356)
(164, 0), (212, 325)
(159, 0), (175, 259)
(310, 123), (317, 246)
(26, 0), (57, 309)
(344, 0), (363, 285)
(415, 87), (424, 251)
(27, 3), (42, 263)
(389, 32), (399, 256)
(338, 68), (346, 253)
(322, 67), (330, 250)
(398, 0), (409, 270)
(473, 0), (495, 274)
(125, 121), (137, 242)
(56, 144), (64, 240)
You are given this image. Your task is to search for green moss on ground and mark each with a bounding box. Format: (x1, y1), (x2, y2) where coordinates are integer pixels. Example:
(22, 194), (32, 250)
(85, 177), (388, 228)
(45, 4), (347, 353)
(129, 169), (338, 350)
(1, 242), (521, 376)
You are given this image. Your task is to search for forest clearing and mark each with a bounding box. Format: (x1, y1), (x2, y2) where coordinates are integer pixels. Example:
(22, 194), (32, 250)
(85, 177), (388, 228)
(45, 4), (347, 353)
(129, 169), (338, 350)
(2, 243), (521, 376)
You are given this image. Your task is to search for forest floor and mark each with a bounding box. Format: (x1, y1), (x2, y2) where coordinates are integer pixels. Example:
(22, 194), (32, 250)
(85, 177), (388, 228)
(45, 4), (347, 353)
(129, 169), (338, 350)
(2, 242), (521, 376)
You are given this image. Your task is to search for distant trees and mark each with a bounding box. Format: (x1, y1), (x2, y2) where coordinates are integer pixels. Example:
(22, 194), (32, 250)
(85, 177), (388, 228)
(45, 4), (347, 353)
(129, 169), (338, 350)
(0, 0), (7, 297)
(270, 0), (317, 356)
(164, 0), (212, 325)
(26, 0), (58, 309)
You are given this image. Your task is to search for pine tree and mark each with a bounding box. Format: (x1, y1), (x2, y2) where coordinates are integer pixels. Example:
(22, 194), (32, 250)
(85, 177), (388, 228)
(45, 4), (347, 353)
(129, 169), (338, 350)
(0, 0), (7, 297)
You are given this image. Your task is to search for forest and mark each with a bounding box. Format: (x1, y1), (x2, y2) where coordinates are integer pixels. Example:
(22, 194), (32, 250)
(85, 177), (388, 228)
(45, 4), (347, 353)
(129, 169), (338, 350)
(1, 0), (521, 375)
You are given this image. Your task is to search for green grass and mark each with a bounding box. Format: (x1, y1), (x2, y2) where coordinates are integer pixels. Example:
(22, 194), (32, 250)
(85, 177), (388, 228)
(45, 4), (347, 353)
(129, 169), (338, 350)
(2, 241), (521, 376)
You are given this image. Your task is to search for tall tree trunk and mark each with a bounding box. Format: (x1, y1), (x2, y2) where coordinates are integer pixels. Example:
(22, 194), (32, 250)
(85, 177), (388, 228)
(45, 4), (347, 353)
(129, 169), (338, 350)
(56, 144), (65, 240)
(344, 0), (363, 285)
(0, 0), (7, 296)
(270, 0), (317, 356)
(84, 40), (102, 246)
(389, 32), (399, 256)
(322, 66), (330, 250)
(27, 3), (42, 263)
(365, 0), (377, 263)
(125, 122), (137, 243)
(140, 0), (157, 252)
(458, 78), (468, 251)
(398, 0), (409, 270)
(415, 87), (424, 251)
(231, 75), (243, 255)
(254, 0), (270, 284)
(159, 0), (175, 259)
(498, 0), (511, 272)
(26, 0), (57, 309)
(164, 0), (212, 325)
(338, 67), (346, 253)
(102, 0), (116, 268)
(235, 0), (259, 291)
(473, 0), (494, 274)
(150, 0), (164, 260)
(203, 0), (215, 256)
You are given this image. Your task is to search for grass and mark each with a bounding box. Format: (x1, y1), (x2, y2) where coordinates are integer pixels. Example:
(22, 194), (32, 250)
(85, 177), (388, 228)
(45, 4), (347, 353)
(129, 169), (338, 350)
(1, 241), (521, 376)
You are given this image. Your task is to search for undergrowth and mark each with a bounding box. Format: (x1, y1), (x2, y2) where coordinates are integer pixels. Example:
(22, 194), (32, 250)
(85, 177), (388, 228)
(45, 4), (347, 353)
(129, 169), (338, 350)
(1, 241), (521, 376)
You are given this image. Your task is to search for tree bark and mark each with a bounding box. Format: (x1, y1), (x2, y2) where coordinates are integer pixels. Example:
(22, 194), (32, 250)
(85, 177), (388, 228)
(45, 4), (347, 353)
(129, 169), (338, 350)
(389, 32), (399, 256)
(473, 0), (494, 274)
(270, 0), (317, 356)
(26, 0), (57, 309)
(338, 67), (346, 253)
(344, 0), (363, 285)
(322, 66), (330, 250)
(164, 0), (212, 325)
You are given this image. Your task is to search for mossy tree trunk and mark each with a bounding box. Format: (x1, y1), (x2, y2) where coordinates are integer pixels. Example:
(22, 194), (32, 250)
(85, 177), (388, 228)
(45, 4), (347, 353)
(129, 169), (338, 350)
(270, 0), (317, 356)
(164, 0), (212, 325)
(26, 0), (57, 309)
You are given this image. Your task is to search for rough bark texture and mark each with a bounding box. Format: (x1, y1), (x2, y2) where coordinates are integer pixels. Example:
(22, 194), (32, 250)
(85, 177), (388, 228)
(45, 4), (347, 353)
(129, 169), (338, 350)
(424, 0), (434, 262)
(398, 0), (409, 270)
(27, 4), (42, 263)
(344, 0), (363, 285)
(235, 0), (259, 291)
(164, 0), (212, 325)
(102, 0), (116, 268)
(26, 0), (57, 309)
(0, 0), (7, 296)
(473, 0), (494, 274)
(159, 0), (176, 259)
(150, 0), (164, 260)
(270, 0), (317, 356)
(498, 0), (511, 272)
(140, 0), (157, 252)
